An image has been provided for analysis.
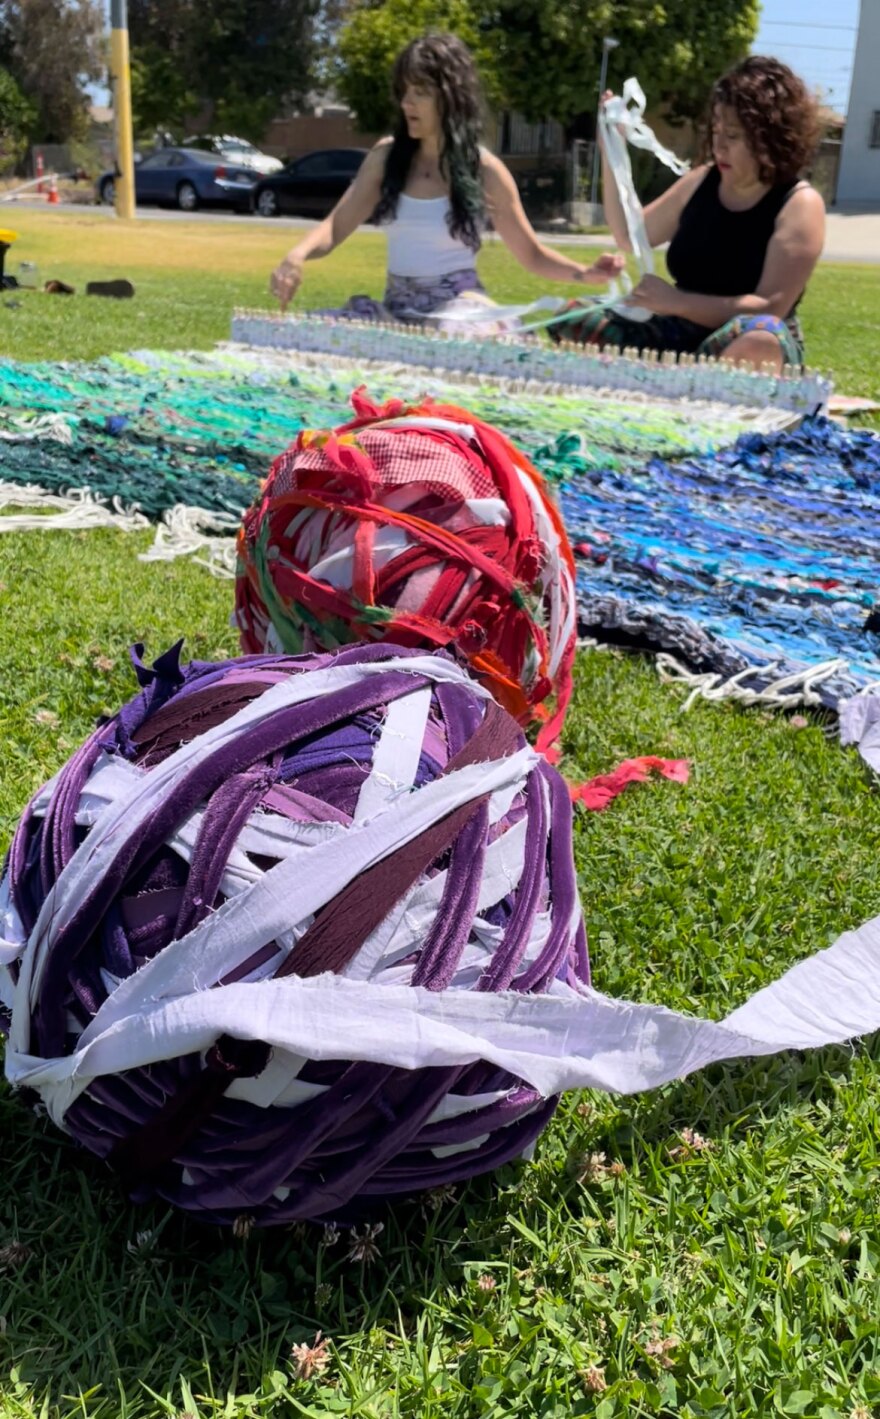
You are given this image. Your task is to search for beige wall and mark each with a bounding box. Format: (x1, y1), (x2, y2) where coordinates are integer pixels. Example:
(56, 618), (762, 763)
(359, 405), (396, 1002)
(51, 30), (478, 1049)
(261, 106), (697, 168)
(262, 114), (380, 160)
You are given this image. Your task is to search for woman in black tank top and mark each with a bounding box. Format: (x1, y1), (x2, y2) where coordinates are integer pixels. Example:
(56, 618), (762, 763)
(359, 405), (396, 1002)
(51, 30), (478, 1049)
(553, 56), (825, 371)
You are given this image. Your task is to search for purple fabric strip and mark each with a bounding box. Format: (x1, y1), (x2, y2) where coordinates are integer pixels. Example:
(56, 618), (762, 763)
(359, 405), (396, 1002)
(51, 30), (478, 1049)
(410, 802), (489, 990)
(7, 643), (589, 1226)
(33, 667), (432, 1056)
(173, 768), (272, 940)
(514, 763), (581, 993)
(477, 768), (547, 993)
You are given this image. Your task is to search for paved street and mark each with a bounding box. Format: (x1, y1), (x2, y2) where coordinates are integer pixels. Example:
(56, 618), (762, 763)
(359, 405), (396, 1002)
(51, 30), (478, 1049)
(5, 199), (880, 262)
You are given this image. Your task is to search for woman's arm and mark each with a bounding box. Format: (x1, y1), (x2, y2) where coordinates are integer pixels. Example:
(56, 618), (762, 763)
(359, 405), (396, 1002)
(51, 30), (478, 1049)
(598, 90), (708, 250)
(598, 128), (630, 250)
(639, 166), (709, 248)
(270, 141), (388, 310)
(601, 156), (709, 251)
(628, 186), (826, 326)
(481, 152), (624, 285)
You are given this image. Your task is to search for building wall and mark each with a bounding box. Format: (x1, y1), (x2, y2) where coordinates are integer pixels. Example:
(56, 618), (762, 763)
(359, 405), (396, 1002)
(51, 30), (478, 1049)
(836, 0), (880, 206)
(262, 113), (380, 160)
(259, 106), (695, 221)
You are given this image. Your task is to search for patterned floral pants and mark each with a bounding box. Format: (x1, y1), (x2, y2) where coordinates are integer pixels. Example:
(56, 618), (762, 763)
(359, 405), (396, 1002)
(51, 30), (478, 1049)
(548, 302), (805, 367)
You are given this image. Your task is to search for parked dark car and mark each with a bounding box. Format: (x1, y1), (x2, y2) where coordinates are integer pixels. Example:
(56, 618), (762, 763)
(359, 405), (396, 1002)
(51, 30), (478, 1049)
(97, 147), (258, 212)
(251, 148), (368, 218)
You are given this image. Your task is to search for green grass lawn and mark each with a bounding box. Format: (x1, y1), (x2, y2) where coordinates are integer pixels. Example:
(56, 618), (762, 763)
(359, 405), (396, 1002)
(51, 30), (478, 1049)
(4, 208), (880, 401)
(1, 211), (880, 1419)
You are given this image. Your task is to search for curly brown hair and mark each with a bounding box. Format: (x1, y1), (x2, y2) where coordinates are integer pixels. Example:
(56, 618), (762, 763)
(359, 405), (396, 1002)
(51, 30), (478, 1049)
(703, 55), (821, 185)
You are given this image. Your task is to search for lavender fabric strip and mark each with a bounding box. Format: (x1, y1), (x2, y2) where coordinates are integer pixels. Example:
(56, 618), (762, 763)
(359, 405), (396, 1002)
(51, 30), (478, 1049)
(7, 914), (880, 1111)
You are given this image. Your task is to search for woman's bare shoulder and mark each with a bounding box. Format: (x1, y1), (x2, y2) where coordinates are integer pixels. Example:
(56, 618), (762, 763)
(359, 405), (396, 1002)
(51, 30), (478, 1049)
(785, 183), (826, 216)
(678, 162), (713, 194)
(479, 148), (516, 189)
(365, 137), (393, 164)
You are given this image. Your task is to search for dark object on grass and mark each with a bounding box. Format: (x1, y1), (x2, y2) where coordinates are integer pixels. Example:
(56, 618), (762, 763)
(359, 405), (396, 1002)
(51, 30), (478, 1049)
(44, 280), (75, 295)
(0, 228), (19, 290)
(86, 280), (135, 299)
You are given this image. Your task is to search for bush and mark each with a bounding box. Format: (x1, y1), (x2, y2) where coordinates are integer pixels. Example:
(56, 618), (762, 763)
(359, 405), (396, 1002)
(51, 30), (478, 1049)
(0, 66), (35, 174)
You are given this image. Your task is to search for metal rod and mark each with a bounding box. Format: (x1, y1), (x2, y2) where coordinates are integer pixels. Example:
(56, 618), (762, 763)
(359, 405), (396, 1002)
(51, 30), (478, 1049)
(109, 0), (135, 220)
(590, 37), (616, 210)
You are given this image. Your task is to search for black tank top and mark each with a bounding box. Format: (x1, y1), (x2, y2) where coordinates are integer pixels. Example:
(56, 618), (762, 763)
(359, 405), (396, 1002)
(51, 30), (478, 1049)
(666, 166), (805, 309)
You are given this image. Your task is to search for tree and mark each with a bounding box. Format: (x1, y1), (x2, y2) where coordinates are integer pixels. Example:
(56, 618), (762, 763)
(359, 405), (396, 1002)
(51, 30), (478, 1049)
(336, 0), (759, 136)
(0, 0), (104, 143)
(336, 0), (502, 133)
(128, 0), (200, 136)
(472, 0), (760, 131)
(129, 0), (320, 142)
(129, 48), (199, 140)
(0, 65), (34, 171)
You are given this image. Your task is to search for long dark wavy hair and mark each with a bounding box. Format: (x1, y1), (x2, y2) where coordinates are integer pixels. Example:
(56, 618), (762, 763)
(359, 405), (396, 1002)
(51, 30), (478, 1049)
(373, 32), (485, 251)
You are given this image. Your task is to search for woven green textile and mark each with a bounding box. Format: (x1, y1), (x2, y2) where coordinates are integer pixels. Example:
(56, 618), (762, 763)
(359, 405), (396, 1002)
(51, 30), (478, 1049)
(0, 347), (769, 521)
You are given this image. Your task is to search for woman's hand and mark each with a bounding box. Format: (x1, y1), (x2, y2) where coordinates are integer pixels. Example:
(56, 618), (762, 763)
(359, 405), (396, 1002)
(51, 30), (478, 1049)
(578, 251), (626, 284)
(626, 273), (681, 315)
(599, 91), (627, 141)
(270, 256), (303, 312)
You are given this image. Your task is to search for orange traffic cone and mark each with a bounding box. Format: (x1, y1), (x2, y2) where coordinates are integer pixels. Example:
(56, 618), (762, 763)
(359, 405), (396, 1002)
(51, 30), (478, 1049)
(47, 175), (59, 205)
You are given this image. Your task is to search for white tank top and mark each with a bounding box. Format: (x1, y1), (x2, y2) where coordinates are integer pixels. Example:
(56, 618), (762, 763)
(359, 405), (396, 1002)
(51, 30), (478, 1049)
(384, 193), (477, 279)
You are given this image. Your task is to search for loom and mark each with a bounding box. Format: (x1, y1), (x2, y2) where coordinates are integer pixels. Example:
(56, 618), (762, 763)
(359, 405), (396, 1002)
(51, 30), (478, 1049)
(230, 310), (833, 416)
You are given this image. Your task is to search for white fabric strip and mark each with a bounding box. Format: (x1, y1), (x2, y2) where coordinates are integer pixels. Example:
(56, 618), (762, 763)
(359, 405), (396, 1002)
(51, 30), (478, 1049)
(598, 77), (690, 323)
(417, 296), (567, 328)
(8, 909), (880, 1129)
(6, 654), (499, 1051)
(840, 693), (880, 773)
(514, 465), (576, 679)
(354, 686), (432, 822)
(308, 524), (412, 590)
(600, 77), (690, 276)
(18, 743), (535, 1063)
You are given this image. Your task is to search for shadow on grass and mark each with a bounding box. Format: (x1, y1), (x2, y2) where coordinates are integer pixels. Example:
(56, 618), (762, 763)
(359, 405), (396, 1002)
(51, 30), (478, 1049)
(0, 1077), (533, 1414)
(566, 1033), (880, 1163)
(2, 1029), (878, 1414)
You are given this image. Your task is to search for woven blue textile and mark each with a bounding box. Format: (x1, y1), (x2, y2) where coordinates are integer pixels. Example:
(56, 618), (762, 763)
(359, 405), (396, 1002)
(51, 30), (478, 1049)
(557, 417), (880, 705)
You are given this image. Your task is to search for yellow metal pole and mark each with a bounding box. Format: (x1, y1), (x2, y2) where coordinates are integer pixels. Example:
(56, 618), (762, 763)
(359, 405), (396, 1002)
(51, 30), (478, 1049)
(109, 0), (135, 219)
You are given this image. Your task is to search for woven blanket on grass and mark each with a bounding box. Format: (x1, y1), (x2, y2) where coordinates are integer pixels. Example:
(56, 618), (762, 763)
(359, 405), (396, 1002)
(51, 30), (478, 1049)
(1, 345), (877, 709)
(0, 346), (772, 522)
(566, 417), (880, 708)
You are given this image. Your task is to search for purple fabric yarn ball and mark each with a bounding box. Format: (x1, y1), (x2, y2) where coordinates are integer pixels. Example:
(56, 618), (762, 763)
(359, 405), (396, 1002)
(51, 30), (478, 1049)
(0, 643), (588, 1227)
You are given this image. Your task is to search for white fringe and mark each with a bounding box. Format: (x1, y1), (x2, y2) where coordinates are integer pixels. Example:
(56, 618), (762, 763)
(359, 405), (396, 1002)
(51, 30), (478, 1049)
(139, 504), (240, 579)
(0, 482), (148, 534)
(0, 413), (73, 445)
(656, 650), (850, 710)
(0, 483), (238, 575)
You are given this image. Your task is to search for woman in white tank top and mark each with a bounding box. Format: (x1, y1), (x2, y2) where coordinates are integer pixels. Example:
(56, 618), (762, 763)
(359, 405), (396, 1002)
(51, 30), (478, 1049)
(270, 33), (623, 328)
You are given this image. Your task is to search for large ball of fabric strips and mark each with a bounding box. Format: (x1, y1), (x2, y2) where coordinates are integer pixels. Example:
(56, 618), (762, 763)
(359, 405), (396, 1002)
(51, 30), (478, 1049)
(0, 642), (588, 1227)
(234, 390), (577, 757)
